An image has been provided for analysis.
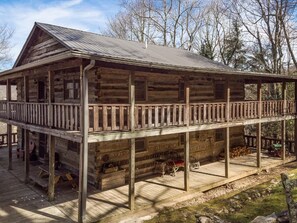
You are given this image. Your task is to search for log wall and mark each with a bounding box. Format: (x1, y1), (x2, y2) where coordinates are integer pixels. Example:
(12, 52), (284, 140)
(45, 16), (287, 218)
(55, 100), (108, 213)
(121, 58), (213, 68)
(94, 127), (244, 182)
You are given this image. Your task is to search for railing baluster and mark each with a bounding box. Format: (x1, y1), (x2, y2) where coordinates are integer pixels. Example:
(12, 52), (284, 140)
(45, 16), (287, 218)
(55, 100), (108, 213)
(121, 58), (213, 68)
(155, 106), (159, 127)
(141, 106), (146, 128)
(148, 106), (152, 128)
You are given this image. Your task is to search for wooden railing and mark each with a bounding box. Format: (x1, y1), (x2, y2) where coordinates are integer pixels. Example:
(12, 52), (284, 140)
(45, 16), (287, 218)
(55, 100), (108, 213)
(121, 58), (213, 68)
(0, 132), (18, 147)
(135, 104), (186, 129)
(0, 100), (294, 132)
(190, 103), (226, 124)
(89, 104), (130, 131)
(53, 103), (80, 131)
(244, 135), (295, 153)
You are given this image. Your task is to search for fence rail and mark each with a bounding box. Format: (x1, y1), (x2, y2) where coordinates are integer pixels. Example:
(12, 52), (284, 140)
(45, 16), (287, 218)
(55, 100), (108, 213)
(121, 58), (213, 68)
(0, 100), (294, 132)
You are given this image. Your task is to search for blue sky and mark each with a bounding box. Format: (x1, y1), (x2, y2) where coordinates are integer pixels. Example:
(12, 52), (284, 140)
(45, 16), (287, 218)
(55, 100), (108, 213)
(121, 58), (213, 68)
(0, 0), (121, 68)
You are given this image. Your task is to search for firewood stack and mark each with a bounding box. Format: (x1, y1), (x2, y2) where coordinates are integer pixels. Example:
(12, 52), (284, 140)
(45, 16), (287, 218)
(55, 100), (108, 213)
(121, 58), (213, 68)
(219, 146), (253, 160)
(230, 146), (252, 158)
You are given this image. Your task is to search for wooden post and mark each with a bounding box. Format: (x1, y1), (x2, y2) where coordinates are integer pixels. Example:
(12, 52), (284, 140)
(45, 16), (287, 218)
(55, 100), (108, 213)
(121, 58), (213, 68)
(23, 76), (28, 123)
(185, 82), (190, 127)
(48, 71), (53, 127)
(225, 79), (230, 178)
(7, 124), (12, 170)
(184, 80), (190, 190)
(225, 127), (230, 178)
(184, 132), (190, 191)
(6, 79), (11, 119)
(129, 71), (136, 210)
(282, 81), (287, 161)
(24, 129), (29, 183)
(78, 60), (94, 223)
(48, 134), (55, 201)
(257, 81), (262, 168)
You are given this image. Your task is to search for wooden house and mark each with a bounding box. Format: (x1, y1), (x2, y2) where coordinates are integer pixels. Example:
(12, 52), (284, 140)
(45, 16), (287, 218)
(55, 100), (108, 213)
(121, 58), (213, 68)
(0, 22), (296, 222)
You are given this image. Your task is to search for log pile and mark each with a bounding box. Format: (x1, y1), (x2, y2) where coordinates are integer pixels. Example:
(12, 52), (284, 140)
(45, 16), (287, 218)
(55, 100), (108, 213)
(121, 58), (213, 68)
(219, 146), (252, 159)
(230, 146), (252, 158)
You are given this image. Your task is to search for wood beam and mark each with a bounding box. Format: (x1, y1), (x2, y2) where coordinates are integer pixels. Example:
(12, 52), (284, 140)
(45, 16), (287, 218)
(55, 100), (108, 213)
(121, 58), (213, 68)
(24, 129), (29, 183)
(129, 71), (136, 210)
(225, 79), (230, 178)
(282, 82), (287, 161)
(6, 79), (11, 119)
(129, 138), (136, 210)
(7, 124), (12, 170)
(184, 132), (190, 191)
(256, 123), (262, 168)
(225, 127), (230, 178)
(48, 71), (53, 127)
(257, 81), (262, 168)
(48, 134), (55, 201)
(185, 81), (190, 127)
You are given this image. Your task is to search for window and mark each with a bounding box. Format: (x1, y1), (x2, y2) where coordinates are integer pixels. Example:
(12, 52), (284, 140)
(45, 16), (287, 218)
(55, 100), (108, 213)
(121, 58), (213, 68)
(179, 134), (185, 146)
(135, 138), (147, 153)
(135, 79), (147, 102)
(214, 83), (225, 100)
(68, 141), (80, 154)
(215, 129), (224, 142)
(38, 80), (46, 102)
(64, 80), (80, 99)
(178, 80), (185, 101)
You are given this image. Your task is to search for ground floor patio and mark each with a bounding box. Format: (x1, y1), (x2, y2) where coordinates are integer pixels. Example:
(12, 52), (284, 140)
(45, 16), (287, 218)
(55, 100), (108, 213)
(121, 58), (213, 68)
(0, 146), (295, 223)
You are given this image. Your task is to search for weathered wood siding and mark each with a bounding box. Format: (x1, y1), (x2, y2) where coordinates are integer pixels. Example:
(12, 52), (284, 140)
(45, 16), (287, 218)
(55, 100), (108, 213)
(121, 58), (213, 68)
(17, 28), (68, 66)
(94, 127), (244, 182)
(95, 67), (244, 103)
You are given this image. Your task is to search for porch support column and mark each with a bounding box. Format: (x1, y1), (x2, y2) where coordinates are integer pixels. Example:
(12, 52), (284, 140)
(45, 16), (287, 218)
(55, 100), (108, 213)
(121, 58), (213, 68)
(295, 81), (297, 159)
(257, 81), (262, 168)
(24, 129), (29, 183)
(7, 79), (12, 170)
(78, 60), (95, 223)
(48, 71), (53, 127)
(282, 81), (287, 161)
(184, 81), (190, 191)
(129, 71), (135, 210)
(184, 132), (190, 191)
(7, 124), (12, 170)
(48, 135), (55, 201)
(225, 79), (230, 178)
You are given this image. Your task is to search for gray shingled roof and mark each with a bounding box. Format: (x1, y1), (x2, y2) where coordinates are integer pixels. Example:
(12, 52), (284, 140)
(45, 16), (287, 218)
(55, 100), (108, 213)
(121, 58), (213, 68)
(36, 22), (234, 72)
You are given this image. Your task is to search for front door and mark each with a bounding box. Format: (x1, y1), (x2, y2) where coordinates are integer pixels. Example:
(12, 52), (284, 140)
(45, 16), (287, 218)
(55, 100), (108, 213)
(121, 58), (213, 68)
(39, 133), (47, 160)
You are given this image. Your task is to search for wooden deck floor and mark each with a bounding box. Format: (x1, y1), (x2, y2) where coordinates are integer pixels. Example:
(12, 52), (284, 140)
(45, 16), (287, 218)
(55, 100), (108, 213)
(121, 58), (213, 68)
(0, 147), (295, 223)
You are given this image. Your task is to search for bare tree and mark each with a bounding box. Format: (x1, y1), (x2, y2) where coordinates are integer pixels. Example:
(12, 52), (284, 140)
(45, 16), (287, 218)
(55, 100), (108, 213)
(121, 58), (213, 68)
(0, 24), (13, 70)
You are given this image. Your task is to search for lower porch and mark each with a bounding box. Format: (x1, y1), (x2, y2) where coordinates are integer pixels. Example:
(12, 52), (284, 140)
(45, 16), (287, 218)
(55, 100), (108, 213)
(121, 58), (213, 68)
(0, 146), (295, 223)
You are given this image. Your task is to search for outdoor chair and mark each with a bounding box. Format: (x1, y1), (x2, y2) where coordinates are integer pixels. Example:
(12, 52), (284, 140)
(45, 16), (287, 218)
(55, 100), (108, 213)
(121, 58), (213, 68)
(166, 150), (184, 176)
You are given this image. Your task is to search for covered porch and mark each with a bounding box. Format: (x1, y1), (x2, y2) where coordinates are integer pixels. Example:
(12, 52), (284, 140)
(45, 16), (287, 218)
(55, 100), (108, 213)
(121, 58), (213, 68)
(0, 146), (294, 222)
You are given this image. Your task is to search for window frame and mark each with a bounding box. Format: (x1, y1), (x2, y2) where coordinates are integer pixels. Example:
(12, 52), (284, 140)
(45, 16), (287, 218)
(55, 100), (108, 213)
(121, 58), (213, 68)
(64, 79), (80, 100)
(215, 129), (224, 142)
(135, 137), (147, 153)
(214, 82), (226, 100)
(178, 80), (185, 102)
(135, 78), (148, 102)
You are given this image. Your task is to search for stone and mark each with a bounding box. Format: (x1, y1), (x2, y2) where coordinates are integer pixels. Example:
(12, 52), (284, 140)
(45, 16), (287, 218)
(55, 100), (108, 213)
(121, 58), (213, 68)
(250, 216), (277, 223)
(197, 216), (213, 223)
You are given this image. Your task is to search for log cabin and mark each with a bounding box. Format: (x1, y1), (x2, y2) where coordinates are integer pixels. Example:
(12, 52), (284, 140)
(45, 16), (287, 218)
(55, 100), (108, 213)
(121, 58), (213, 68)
(0, 22), (297, 222)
